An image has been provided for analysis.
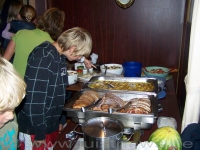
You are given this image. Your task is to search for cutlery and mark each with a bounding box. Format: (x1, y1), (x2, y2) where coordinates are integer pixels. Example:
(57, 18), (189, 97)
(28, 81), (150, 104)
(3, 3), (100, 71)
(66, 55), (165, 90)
(104, 64), (107, 75)
(108, 101), (132, 114)
(81, 98), (102, 112)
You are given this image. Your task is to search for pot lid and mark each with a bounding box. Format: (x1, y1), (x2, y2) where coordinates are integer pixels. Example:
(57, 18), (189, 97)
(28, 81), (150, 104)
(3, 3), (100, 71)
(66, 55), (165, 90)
(82, 117), (124, 138)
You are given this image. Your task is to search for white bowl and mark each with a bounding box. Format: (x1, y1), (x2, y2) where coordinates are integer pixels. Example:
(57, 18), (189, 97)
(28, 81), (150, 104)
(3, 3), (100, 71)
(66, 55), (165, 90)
(67, 70), (78, 85)
(100, 64), (123, 75)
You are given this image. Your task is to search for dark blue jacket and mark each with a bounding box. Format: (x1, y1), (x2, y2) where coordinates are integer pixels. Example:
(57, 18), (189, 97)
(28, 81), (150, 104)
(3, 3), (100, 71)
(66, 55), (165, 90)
(3, 20), (36, 50)
(9, 20), (36, 33)
(18, 41), (68, 140)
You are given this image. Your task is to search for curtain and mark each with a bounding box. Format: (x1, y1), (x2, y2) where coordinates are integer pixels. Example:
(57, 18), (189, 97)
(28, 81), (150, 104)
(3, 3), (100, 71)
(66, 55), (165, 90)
(181, 0), (200, 131)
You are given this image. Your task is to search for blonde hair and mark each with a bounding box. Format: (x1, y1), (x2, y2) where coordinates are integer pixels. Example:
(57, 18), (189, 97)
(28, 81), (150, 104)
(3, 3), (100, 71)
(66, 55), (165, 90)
(57, 27), (92, 58)
(7, 1), (24, 23)
(0, 57), (26, 112)
(19, 5), (37, 23)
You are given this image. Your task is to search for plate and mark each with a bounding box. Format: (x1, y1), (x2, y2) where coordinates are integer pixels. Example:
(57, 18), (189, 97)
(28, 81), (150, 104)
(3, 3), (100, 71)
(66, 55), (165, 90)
(158, 90), (166, 99)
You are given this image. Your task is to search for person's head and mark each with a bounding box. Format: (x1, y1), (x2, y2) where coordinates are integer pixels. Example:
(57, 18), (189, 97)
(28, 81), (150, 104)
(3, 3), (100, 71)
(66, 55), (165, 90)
(0, 57), (26, 128)
(7, 1), (23, 23)
(35, 7), (65, 41)
(19, 5), (37, 23)
(57, 27), (92, 61)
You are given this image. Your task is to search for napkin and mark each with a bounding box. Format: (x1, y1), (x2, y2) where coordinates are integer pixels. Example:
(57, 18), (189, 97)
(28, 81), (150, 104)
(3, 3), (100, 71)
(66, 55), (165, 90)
(90, 53), (98, 64)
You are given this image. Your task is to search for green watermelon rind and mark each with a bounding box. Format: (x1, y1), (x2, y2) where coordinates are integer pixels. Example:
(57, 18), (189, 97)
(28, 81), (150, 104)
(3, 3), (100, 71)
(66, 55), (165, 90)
(148, 126), (182, 150)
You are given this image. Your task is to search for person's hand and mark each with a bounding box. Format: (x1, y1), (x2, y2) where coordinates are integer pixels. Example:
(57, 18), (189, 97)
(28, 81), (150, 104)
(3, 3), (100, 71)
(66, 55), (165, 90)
(33, 139), (46, 148)
(84, 58), (96, 69)
(59, 124), (63, 133)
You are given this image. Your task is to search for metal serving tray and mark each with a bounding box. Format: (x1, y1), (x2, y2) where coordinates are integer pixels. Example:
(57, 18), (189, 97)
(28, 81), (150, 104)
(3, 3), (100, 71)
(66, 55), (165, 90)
(63, 90), (158, 129)
(82, 76), (159, 94)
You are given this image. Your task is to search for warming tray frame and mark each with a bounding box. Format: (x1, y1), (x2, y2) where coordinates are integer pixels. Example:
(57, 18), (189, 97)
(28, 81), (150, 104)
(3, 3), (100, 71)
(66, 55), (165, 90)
(64, 89), (158, 129)
(82, 76), (159, 94)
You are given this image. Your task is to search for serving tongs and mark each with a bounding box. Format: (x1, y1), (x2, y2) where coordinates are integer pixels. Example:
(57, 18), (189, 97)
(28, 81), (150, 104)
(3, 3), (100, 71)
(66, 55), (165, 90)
(81, 98), (102, 112)
(108, 101), (132, 114)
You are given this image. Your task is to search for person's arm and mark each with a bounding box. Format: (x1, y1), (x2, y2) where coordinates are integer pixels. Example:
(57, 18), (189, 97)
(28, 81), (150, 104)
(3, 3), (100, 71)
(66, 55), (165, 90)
(3, 40), (15, 61)
(1, 23), (14, 39)
(78, 56), (96, 69)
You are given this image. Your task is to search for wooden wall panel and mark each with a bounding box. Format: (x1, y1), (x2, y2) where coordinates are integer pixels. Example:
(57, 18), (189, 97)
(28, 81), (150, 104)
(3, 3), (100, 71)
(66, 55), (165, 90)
(49, 0), (186, 85)
(49, 0), (184, 67)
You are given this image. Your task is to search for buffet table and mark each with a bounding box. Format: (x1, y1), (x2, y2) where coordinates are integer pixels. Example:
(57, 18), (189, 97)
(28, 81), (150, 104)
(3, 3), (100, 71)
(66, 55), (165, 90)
(54, 77), (181, 150)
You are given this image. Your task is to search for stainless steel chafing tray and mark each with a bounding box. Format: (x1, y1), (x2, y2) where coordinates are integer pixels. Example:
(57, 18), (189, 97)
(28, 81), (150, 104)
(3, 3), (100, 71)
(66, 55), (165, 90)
(82, 76), (159, 93)
(63, 90), (158, 130)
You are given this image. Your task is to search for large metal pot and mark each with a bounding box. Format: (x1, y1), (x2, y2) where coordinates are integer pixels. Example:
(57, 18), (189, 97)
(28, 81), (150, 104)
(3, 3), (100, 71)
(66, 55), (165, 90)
(74, 117), (127, 150)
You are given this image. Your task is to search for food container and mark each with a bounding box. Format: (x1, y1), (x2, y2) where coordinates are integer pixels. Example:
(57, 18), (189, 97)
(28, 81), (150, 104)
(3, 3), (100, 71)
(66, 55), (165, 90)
(123, 61), (142, 77)
(67, 70), (78, 85)
(75, 62), (86, 70)
(100, 64), (123, 75)
(88, 67), (93, 73)
(83, 69), (88, 75)
(73, 117), (130, 150)
(63, 90), (158, 129)
(143, 76), (166, 93)
(83, 76), (158, 93)
(142, 66), (170, 78)
(157, 116), (177, 129)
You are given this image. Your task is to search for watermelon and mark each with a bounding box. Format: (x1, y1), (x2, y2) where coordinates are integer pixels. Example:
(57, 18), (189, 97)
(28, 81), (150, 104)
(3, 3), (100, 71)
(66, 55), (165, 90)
(148, 126), (182, 150)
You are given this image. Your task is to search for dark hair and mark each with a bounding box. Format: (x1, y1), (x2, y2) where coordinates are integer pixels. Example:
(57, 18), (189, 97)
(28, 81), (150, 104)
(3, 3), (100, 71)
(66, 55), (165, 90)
(35, 8), (65, 41)
(19, 5), (37, 23)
